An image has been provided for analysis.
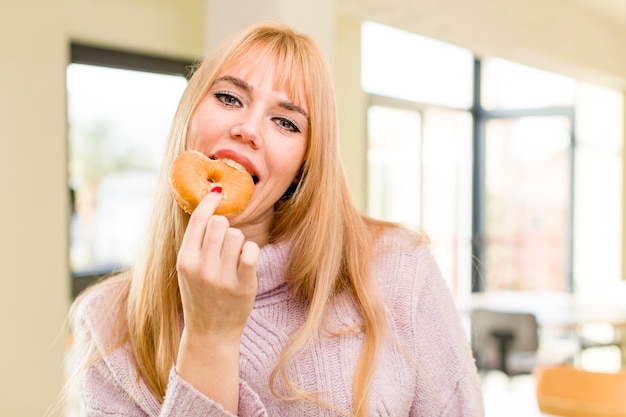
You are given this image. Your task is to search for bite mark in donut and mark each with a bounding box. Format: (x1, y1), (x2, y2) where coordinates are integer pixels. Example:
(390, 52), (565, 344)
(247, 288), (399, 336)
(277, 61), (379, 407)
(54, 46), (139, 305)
(170, 150), (254, 218)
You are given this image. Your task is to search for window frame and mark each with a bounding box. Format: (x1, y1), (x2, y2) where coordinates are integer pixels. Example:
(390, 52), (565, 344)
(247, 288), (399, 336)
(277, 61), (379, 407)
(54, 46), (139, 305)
(364, 57), (578, 296)
(470, 58), (576, 292)
(68, 44), (194, 299)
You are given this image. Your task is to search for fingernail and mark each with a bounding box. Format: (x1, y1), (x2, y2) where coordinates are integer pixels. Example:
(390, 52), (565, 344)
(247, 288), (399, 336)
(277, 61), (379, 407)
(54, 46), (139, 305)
(210, 186), (223, 193)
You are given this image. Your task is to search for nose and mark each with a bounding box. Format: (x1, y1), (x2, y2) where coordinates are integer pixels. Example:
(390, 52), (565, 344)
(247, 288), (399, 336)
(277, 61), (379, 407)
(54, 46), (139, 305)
(230, 117), (262, 149)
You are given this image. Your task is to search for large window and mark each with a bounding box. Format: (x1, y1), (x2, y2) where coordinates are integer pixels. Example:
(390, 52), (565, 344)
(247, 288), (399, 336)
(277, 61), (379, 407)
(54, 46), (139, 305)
(367, 104), (422, 229)
(362, 22), (624, 298)
(483, 115), (572, 291)
(479, 58), (578, 292)
(361, 21), (473, 109)
(574, 84), (624, 297)
(362, 21), (474, 296)
(67, 45), (191, 296)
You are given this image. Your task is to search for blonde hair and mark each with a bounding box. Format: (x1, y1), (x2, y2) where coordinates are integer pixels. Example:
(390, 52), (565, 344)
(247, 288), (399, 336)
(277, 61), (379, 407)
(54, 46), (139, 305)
(73, 22), (395, 417)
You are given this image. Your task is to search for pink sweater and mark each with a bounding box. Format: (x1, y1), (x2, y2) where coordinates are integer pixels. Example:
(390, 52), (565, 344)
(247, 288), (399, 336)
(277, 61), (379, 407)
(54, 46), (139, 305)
(72, 228), (484, 416)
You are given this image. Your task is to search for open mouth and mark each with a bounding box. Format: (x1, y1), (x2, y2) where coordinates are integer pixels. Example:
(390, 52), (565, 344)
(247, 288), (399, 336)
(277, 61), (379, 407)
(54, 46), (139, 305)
(216, 158), (259, 184)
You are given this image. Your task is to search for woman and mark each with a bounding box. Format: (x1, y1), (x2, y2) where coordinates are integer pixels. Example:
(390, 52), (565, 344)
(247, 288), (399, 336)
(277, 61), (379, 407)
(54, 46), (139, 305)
(69, 22), (484, 416)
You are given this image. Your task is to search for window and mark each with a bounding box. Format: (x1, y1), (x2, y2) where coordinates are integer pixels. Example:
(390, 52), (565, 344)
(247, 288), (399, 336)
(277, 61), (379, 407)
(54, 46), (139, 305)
(362, 22), (474, 296)
(483, 115), (572, 291)
(481, 57), (577, 110)
(67, 45), (191, 296)
(362, 22), (624, 298)
(361, 20), (473, 109)
(367, 105), (422, 228)
(479, 57), (578, 292)
(574, 84), (624, 297)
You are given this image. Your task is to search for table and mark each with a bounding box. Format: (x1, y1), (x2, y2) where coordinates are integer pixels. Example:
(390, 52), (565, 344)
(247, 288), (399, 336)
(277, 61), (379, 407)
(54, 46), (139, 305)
(460, 291), (626, 329)
(458, 291), (626, 367)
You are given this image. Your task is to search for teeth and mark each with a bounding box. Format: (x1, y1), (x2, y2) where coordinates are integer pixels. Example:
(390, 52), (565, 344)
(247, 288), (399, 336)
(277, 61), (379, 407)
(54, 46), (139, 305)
(218, 158), (246, 172)
(218, 158), (256, 181)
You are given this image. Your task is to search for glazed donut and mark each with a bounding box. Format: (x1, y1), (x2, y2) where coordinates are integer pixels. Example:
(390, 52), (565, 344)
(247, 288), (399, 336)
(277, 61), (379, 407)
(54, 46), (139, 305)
(170, 150), (254, 218)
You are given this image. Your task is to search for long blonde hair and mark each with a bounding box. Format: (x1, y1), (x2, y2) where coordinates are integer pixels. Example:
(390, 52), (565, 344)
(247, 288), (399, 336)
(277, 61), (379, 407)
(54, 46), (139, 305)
(74, 22), (391, 417)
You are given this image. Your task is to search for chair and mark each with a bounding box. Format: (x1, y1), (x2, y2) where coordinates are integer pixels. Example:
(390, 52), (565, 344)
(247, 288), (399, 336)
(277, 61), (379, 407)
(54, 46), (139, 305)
(535, 365), (626, 417)
(470, 309), (540, 377)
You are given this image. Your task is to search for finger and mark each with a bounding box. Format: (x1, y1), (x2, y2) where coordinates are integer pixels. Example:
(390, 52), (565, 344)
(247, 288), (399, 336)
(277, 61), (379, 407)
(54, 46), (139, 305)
(182, 190), (223, 249)
(238, 241), (260, 293)
(220, 228), (246, 275)
(201, 215), (230, 258)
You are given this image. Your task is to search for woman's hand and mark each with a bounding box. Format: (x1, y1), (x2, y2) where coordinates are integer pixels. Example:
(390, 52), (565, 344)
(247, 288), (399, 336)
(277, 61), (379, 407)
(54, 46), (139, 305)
(175, 189), (260, 413)
(177, 189), (259, 340)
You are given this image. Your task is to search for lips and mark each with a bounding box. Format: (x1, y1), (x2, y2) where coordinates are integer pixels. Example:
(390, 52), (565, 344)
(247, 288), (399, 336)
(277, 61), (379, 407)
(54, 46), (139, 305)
(209, 150), (259, 184)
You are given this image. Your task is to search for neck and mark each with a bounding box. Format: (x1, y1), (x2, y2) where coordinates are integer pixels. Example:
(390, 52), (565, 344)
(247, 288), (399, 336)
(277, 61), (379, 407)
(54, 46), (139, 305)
(234, 211), (273, 247)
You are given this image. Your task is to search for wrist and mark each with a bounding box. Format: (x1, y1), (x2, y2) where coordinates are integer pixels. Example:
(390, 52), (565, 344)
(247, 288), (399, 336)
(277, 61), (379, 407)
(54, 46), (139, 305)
(176, 329), (241, 413)
(180, 325), (242, 349)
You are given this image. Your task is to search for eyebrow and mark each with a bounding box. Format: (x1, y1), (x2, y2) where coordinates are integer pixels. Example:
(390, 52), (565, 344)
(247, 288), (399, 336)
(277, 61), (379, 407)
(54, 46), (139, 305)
(215, 75), (310, 120)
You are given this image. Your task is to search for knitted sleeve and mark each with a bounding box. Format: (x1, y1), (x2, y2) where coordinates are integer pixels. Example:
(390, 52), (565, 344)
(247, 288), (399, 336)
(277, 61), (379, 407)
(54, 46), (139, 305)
(71, 284), (268, 417)
(161, 373), (229, 416)
(162, 368), (268, 417)
(76, 354), (268, 416)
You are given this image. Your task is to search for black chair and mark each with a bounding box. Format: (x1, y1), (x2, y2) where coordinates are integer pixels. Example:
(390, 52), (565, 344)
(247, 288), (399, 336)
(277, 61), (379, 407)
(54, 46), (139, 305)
(470, 309), (541, 377)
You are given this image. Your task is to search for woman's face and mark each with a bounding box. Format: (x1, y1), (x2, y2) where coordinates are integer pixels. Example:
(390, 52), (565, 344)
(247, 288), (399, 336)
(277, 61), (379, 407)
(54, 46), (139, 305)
(188, 50), (309, 236)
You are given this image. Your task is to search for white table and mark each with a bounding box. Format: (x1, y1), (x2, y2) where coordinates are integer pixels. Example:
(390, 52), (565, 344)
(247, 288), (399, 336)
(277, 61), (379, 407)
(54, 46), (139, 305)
(461, 291), (626, 329)
(459, 291), (626, 367)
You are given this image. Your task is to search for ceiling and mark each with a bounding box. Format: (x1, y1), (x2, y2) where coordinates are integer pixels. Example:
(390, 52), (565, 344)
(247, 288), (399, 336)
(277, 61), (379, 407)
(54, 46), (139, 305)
(336, 0), (626, 30)
(573, 0), (626, 27)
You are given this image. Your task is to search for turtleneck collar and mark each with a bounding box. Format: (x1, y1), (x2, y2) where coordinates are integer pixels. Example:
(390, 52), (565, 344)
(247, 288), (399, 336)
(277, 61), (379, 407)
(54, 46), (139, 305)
(255, 239), (292, 296)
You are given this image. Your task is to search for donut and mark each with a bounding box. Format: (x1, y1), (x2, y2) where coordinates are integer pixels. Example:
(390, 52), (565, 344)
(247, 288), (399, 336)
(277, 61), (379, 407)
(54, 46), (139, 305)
(170, 150), (255, 218)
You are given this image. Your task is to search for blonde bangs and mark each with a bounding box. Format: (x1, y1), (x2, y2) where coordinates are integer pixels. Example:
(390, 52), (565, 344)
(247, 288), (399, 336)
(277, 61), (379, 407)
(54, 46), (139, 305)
(223, 31), (311, 117)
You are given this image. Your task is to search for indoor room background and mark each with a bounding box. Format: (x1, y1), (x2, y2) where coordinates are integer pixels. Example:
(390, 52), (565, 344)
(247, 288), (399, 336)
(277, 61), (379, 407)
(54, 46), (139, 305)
(2, 0), (625, 416)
